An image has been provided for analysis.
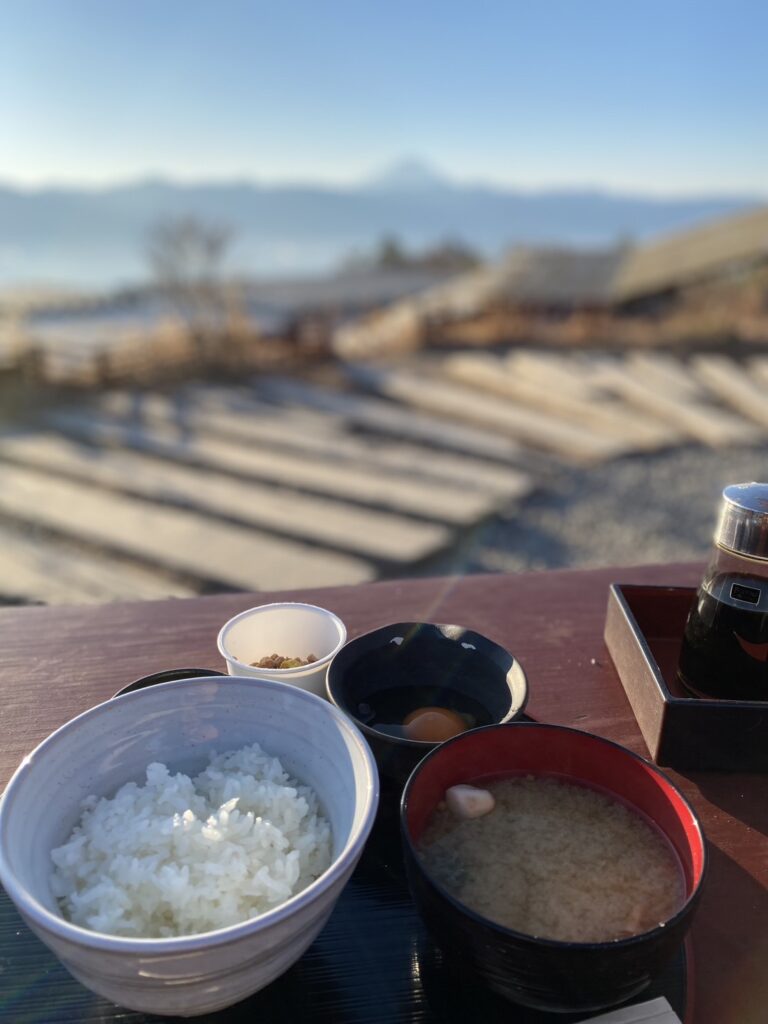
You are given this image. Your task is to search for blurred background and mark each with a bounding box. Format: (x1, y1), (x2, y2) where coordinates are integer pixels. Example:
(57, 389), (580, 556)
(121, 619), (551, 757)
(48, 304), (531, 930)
(0, 0), (766, 604)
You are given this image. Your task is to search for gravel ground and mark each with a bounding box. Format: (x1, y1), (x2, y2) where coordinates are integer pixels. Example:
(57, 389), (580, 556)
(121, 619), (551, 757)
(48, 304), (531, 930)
(437, 443), (768, 575)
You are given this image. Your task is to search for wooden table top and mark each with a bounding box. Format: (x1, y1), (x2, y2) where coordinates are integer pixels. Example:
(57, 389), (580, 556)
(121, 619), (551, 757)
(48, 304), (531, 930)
(1, 562), (765, 1024)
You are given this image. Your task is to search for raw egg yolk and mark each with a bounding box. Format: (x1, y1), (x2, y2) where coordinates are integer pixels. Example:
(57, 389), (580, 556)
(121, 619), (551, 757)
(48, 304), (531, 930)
(403, 706), (467, 742)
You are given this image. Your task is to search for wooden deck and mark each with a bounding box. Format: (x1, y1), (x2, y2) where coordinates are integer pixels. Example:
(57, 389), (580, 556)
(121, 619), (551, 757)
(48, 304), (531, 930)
(1, 349), (765, 604)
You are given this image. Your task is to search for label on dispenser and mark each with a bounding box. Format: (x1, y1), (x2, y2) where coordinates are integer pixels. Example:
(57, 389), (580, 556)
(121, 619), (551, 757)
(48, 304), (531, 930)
(731, 582), (761, 605)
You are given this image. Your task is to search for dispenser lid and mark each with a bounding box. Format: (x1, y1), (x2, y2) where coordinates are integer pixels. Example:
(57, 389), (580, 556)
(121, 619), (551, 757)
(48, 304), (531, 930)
(715, 482), (768, 560)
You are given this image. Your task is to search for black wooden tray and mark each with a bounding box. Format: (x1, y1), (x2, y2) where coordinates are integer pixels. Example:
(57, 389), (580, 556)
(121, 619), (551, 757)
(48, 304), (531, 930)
(0, 793), (687, 1024)
(604, 584), (768, 771)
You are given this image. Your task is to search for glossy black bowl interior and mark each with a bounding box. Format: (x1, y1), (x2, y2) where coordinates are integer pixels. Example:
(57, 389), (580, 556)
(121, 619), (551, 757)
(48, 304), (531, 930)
(326, 622), (528, 787)
(112, 667), (225, 698)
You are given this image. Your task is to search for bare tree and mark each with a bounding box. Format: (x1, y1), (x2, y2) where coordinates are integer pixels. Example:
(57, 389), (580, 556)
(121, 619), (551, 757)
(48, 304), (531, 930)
(146, 215), (237, 359)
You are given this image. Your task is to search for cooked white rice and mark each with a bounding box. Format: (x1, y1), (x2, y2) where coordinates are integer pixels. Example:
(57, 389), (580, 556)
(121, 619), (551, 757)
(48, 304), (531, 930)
(50, 742), (332, 938)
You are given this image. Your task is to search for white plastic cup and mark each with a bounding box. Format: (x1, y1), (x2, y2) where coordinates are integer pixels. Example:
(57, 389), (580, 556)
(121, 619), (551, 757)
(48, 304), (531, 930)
(217, 602), (347, 698)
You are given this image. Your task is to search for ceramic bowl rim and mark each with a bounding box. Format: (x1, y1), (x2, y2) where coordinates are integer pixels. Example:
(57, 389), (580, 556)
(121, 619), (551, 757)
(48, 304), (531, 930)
(400, 721), (707, 950)
(0, 675), (378, 954)
(217, 602), (347, 677)
(326, 621), (529, 748)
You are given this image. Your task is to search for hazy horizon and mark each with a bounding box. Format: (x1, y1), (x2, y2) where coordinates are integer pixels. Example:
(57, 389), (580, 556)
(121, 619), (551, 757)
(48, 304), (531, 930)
(0, 163), (760, 291)
(1, 158), (766, 203)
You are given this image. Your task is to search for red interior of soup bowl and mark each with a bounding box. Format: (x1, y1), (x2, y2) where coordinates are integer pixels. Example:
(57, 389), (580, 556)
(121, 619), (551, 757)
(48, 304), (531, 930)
(403, 723), (705, 896)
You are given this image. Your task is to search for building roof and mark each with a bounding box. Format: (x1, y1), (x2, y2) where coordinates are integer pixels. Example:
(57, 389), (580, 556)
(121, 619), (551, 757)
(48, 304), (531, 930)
(613, 204), (768, 301)
(401, 245), (624, 321)
(334, 204), (768, 355)
(492, 246), (623, 306)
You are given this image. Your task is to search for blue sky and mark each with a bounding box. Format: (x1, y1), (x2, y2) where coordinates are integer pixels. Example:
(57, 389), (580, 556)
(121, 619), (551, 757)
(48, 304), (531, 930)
(1, 0), (766, 195)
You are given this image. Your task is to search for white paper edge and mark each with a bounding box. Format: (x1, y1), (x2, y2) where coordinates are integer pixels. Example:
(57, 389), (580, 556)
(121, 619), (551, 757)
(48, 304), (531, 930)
(577, 996), (682, 1024)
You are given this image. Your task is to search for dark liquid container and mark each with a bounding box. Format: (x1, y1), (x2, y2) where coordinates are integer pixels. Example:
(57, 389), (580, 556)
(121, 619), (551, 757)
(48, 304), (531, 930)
(678, 573), (768, 700)
(677, 482), (768, 701)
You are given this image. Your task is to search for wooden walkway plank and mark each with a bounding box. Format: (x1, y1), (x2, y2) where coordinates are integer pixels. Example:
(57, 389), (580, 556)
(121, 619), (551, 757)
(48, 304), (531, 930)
(100, 390), (344, 457)
(0, 523), (194, 605)
(442, 353), (679, 452)
(0, 433), (453, 564)
(44, 410), (503, 526)
(189, 399), (534, 499)
(505, 350), (603, 402)
(590, 358), (761, 447)
(347, 443), (534, 501)
(248, 375), (523, 463)
(747, 357), (768, 389)
(175, 387), (528, 493)
(0, 462), (373, 590)
(627, 353), (707, 401)
(691, 357), (768, 429)
(99, 389), (533, 501)
(345, 365), (630, 463)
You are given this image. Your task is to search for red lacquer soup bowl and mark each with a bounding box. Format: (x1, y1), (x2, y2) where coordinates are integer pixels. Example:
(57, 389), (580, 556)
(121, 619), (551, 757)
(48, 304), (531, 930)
(401, 723), (706, 1014)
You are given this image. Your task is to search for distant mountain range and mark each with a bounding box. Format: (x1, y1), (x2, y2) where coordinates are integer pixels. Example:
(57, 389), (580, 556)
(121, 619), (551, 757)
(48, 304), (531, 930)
(0, 161), (762, 288)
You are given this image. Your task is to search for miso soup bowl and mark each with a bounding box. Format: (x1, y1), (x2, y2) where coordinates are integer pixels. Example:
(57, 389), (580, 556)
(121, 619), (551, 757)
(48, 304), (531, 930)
(401, 723), (706, 1015)
(0, 677), (378, 1017)
(327, 622), (528, 788)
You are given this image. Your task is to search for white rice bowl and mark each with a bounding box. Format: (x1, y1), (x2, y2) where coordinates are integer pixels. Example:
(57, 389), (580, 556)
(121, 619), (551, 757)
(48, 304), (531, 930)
(0, 676), (379, 1017)
(51, 742), (332, 938)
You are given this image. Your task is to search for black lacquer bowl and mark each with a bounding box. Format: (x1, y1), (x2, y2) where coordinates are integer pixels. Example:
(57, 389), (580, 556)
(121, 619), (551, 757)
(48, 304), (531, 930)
(326, 622), (528, 787)
(401, 723), (707, 1015)
(112, 667), (224, 697)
